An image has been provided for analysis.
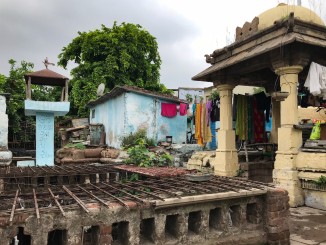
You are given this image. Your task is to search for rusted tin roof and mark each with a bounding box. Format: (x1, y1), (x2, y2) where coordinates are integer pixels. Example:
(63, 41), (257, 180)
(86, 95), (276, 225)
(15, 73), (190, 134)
(113, 165), (192, 177)
(87, 85), (186, 107)
(24, 69), (68, 86)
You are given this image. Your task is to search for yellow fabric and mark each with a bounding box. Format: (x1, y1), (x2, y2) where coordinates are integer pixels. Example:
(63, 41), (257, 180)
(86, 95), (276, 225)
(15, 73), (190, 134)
(195, 103), (203, 146)
(202, 103), (212, 143)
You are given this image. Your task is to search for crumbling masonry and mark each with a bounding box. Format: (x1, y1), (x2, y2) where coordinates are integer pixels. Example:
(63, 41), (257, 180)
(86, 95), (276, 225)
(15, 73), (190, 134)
(0, 164), (290, 245)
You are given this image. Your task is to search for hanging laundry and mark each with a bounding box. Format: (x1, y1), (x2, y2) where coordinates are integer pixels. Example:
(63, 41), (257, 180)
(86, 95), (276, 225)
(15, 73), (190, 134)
(209, 121), (217, 150)
(247, 96), (255, 143)
(235, 95), (248, 141)
(304, 62), (326, 97)
(253, 97), (266, 143)
(254, 91), (271, 122)
(161, 103), (177, 118)
(202, 103), (212, 143)
(192, 103), (197, 125)
(210, 97), (220, 122)
(195, 103), (203, 146)
(179, 103), (187, 116)
(232, 94), (238, 121)
(206, 100), (213, 126)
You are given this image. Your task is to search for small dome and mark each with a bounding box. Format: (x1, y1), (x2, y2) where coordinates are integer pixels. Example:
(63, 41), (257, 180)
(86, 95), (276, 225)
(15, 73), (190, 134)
(258, 3), (325, 31)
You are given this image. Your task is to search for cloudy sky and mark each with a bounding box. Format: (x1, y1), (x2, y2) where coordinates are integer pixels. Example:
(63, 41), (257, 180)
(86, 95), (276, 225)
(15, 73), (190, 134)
(0, 0), (325, 89)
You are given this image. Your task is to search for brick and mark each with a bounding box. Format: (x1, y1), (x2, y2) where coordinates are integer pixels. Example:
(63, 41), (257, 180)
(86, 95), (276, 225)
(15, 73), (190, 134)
(100, 225), (112, 235)
(267, 230), (290, 241)
(279, 239), (290, 245)
(267, 188), (288, 197)
(267, 217), (288, 227)
(99, 235), (112, 245)
(267, 223), (289, 233)
(267, 202), (288, 212)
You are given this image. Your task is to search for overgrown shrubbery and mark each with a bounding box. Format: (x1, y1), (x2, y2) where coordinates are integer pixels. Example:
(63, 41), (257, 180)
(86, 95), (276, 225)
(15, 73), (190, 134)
(121, 130), (173, 167)
(121, 128), (155, 148)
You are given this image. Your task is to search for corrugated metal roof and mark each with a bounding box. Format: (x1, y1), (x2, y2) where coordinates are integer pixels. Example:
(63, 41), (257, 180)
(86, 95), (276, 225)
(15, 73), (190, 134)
(87, 85), (186, 107)
(24, 69), (68, 86)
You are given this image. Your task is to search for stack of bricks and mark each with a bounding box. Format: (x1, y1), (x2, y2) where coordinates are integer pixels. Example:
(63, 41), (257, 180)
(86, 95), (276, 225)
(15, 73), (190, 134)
(265, 188), (290, 245)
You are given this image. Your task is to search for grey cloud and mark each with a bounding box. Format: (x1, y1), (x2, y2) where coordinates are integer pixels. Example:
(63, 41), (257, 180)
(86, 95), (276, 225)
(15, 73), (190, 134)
(0, 0), (203, 89)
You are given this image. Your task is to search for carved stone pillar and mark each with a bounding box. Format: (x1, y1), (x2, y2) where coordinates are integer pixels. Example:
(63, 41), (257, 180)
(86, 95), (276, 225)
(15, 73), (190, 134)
(211, 84), (239, 176)
(273, 66), (304, 207)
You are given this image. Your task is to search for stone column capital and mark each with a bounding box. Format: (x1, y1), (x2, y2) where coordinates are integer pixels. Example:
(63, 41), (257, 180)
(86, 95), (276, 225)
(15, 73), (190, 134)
(275, 66), (303, 76)
(215, 84), (234, 92)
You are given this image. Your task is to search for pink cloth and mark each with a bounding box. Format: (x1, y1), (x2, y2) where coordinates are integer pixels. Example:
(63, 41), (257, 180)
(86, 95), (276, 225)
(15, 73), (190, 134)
(179, 103), (187, 116)
(161, 103), (177, 117)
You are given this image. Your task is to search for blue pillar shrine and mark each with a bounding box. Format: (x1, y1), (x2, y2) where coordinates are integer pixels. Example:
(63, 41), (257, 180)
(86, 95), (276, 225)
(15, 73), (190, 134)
(24, 59), (70, 166)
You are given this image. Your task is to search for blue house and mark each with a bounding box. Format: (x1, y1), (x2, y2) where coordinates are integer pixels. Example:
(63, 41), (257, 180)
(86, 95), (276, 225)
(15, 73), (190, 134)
(87, 86), (187, 148)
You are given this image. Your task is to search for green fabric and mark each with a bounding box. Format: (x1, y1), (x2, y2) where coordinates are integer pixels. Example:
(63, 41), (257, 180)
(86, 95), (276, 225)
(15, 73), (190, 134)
(236, 95), (248, 140)
(310, 122), (321, 140)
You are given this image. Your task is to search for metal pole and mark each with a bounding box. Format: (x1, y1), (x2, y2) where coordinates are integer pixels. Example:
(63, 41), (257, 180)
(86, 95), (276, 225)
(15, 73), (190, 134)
(297, 0), (301, 6)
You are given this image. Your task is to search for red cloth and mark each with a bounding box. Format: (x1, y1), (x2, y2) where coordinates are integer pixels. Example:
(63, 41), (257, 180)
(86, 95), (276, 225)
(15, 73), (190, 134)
(161, 103), (177, 118)
(253, 97), (266, 143)
(179, 103), (187, 116)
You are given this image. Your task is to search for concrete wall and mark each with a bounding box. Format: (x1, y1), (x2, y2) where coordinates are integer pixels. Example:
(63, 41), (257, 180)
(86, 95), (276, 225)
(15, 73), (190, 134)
(90, 92), (187, 148)
(297, 152), (326, 210)
(0, 95), (12, 166)
(125, 92), (158, 141)
(0, 95), (8, 149)
(90, 94), (125, 148)
(126, 92), (186, 144)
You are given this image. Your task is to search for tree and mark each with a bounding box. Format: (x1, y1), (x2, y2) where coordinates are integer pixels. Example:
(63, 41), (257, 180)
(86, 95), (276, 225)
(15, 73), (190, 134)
(0, 59), (61, 146)
(58, 22), (171, 117)
(0, 59), (34, 134)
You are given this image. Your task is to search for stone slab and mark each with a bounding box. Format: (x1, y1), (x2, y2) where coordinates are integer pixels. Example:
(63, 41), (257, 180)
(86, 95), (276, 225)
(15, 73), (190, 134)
(17, 160), (35, 167)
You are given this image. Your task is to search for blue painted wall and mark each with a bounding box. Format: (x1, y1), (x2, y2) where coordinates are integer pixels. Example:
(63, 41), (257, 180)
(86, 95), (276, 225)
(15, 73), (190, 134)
(90, 94), (125, 148)
(36, 112), (54, 166)
(90, 92), (187, 148)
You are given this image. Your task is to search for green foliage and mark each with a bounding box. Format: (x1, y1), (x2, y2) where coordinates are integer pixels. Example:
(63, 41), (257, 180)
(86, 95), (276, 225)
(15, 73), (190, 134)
(58, 22), (169, 117)
(63, 142), (86, 150)
(157, 153), (173, 166)
(0, 60), (34, 134)
(121, 128), (155, 149)
(129, 173), (139, 181)
(0, 59), (62, 145)
(125, 142), (154, 167)
(209, 90), (219, 100)
(124, 134), (173, 167)
(314, 175), (326, 186)
(185, 94), (193, 103)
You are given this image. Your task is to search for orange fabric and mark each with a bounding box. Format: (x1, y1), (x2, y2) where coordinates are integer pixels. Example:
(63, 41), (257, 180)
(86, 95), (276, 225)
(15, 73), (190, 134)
(195, 103), (203, 146)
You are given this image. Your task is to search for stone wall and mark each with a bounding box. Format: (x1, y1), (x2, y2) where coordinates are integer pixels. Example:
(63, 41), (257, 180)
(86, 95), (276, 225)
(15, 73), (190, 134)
(0, 187), (290, 245)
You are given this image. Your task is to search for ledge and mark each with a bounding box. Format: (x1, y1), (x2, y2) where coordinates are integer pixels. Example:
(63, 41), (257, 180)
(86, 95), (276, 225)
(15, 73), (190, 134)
(25, 100), (70, 116)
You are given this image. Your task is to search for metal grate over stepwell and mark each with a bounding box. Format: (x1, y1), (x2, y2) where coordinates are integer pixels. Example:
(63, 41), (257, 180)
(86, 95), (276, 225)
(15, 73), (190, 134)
(0, 171), (274, 224)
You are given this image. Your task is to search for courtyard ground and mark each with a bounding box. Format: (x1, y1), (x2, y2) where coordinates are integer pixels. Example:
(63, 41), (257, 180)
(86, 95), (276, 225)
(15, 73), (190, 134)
(290, 206), (326, 245)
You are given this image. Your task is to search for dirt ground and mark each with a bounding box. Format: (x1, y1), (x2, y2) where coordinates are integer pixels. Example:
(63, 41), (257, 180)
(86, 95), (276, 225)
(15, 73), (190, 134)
(289, 206), (326, 245)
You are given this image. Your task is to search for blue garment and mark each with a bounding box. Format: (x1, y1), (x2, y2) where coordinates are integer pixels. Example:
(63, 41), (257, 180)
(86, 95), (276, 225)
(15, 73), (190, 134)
(265, 116), (272, 132)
